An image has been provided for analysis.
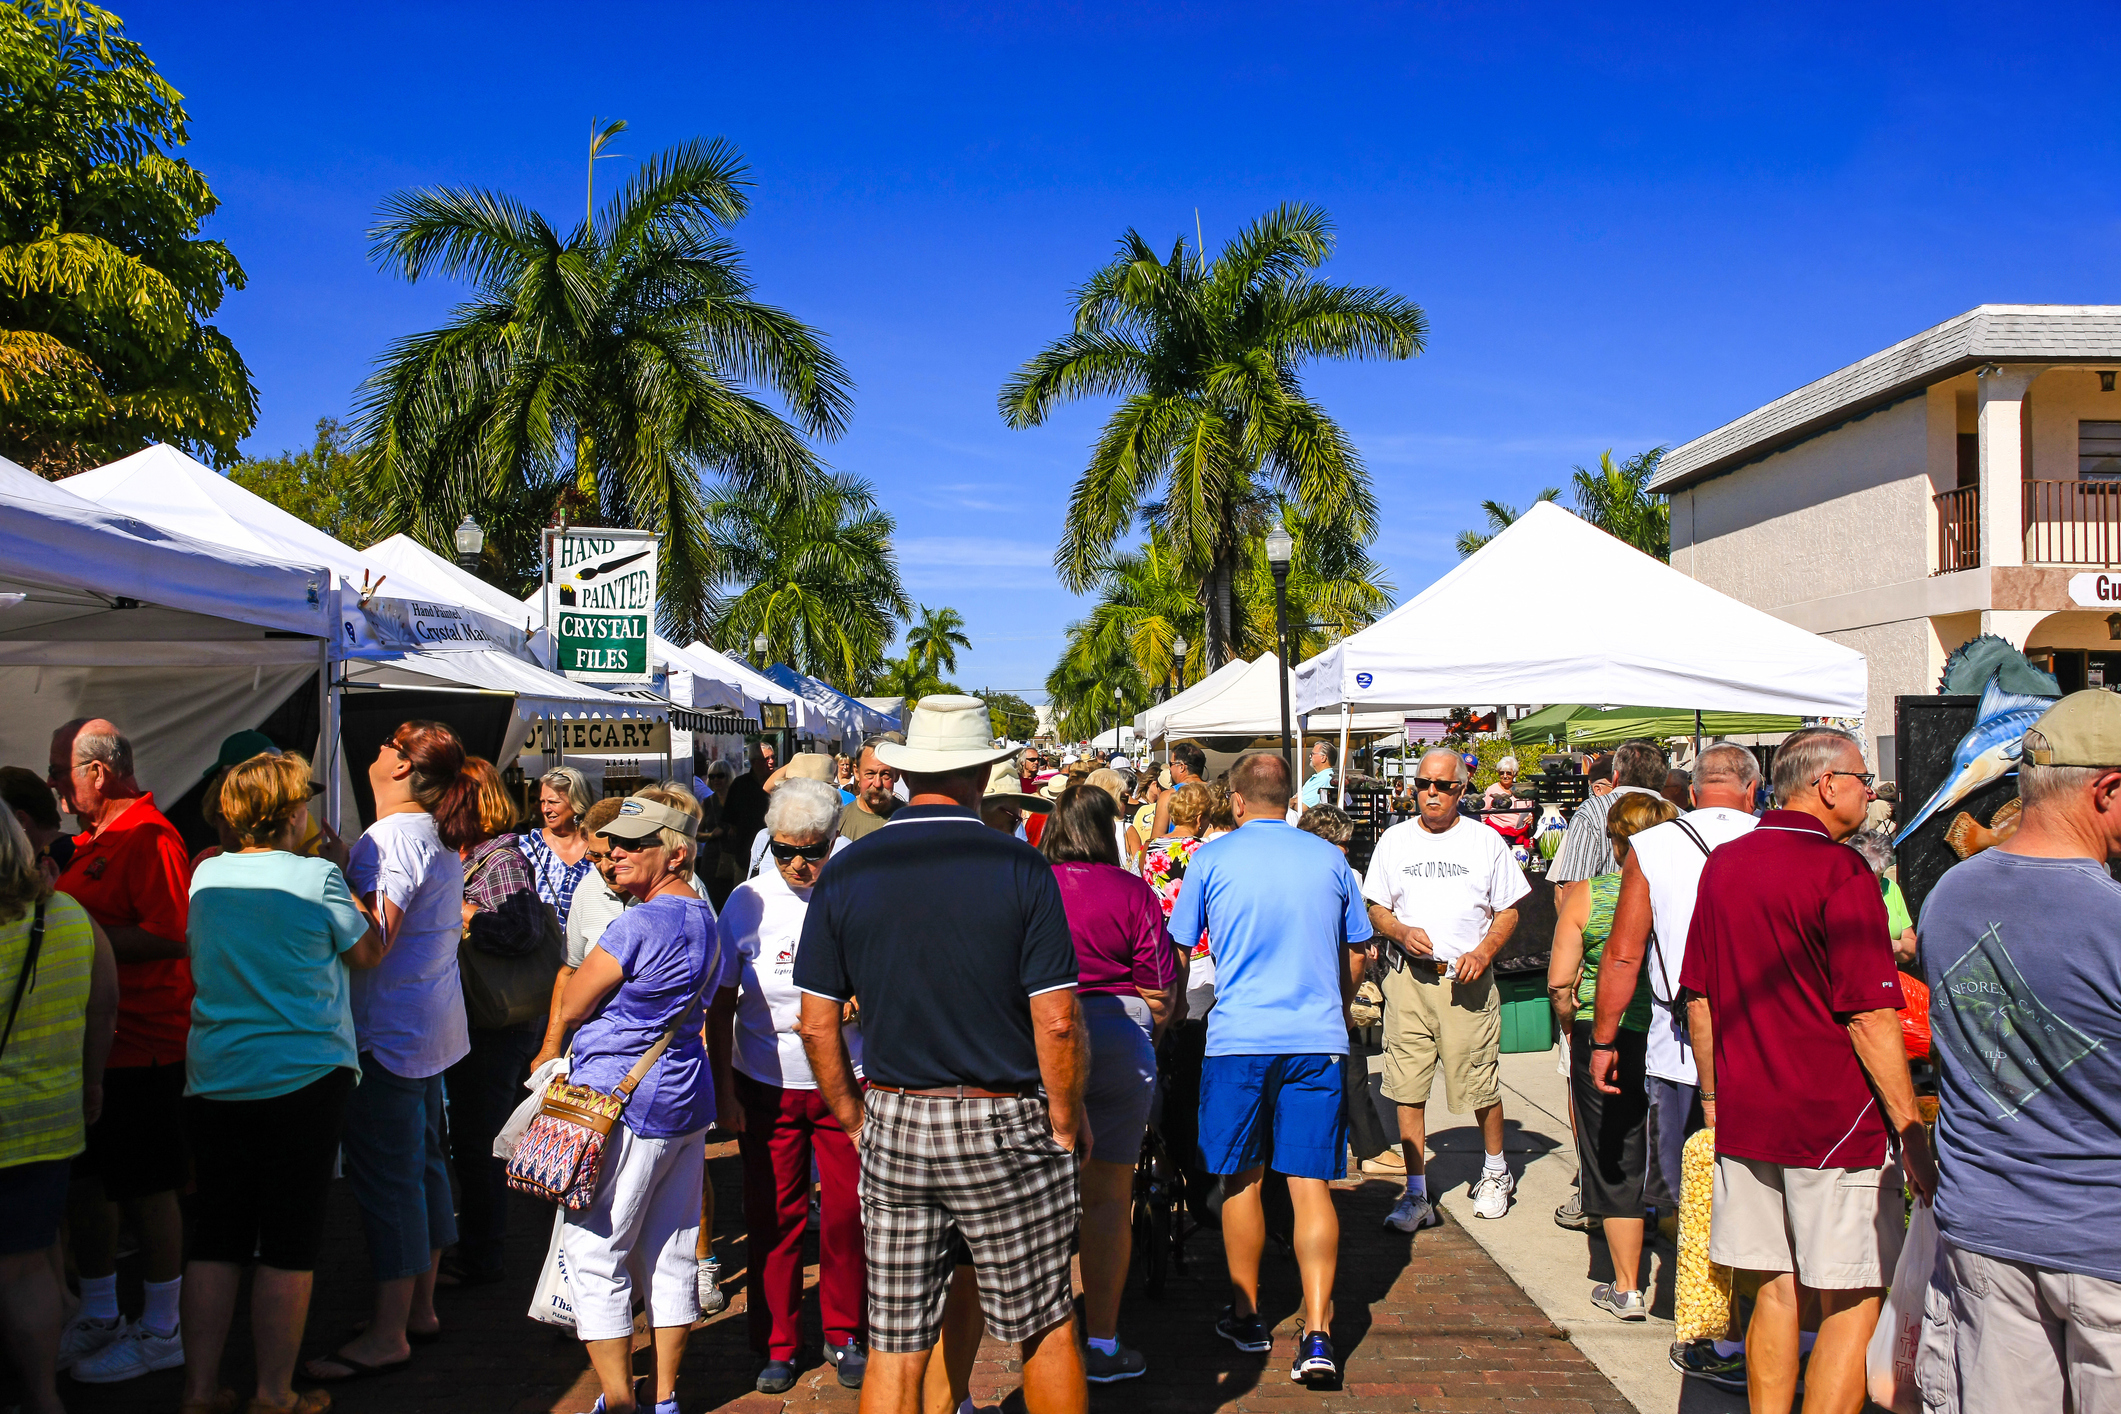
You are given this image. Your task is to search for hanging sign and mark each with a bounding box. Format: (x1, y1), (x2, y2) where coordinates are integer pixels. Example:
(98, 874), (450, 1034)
(545, 527), (659, 682)
(534, 717), (671, 756)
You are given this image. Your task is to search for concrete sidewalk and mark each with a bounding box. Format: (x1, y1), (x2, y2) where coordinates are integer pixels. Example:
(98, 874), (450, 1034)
(1365, 1045), (1747, 1414)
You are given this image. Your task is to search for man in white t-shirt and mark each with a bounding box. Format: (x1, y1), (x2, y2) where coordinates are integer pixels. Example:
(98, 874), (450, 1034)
(1363, 747), (1531, 1233)
(1587, 743), (1761, 1391)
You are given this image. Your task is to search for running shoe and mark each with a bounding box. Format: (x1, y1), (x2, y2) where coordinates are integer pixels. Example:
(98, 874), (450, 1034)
(1290, 1330), (1337, 1383)
(71, 1320), (184, 1383)
(1215, 1306), (1271, 1354)
(57, 1315), (122, 1371)
(1669, 1339), (1748, 1392)
(1553, 1192), (1602, 1231)
(826, 1338), (868, 1389)
(1590, 1283), (1645, 1321)
(1469, 1169), (1515, 1219)
(1084, 1341), (1147, 1383)
(1383, 1191), (1440, 1233)
(697, 1256), (726, 1317)
(755, 1360), (798, 1394)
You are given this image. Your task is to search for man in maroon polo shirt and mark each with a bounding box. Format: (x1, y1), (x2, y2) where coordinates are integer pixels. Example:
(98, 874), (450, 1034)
(48, 717), (196, 1382)
(1676, 725), (1935, 1414)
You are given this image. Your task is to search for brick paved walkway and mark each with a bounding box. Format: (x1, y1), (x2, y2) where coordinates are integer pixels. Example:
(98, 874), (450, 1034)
(57, 1141), (1631, 1414)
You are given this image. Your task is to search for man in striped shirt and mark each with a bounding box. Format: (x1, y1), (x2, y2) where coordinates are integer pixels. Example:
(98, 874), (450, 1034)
(1546, 741), (1670, 906)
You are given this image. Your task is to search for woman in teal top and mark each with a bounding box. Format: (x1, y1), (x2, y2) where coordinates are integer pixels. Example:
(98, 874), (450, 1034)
(1548, 791), (1679, 1323)
(180, 752), (383, 1414)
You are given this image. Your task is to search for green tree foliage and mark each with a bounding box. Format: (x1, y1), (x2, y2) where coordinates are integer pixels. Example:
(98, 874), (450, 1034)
(0, 0), (255, 475)
(980, 689), (1038, 742)
(1570, 446), (1670, 560)
(227, 417), (375, 544)
(1455, 487), (1559, 558)
(356, 131), (853, 640)
(904, 604), (971, 679)
(704, 473), (910, 689)
(1002, 203), (1425, 668)
(872, 652), (956, 715)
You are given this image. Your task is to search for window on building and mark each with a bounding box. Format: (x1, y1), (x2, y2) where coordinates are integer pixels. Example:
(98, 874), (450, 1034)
(2082, 421), (2121, 480)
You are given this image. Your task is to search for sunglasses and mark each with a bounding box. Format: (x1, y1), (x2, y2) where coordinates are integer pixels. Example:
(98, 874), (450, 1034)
(1413, 777), (1465, 794)
(769, 840), (832, 862)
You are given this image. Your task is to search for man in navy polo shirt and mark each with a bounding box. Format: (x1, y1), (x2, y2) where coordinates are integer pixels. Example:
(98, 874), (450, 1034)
(1166, 751), (1372, 1385)
(796, 695), (1088, 1414)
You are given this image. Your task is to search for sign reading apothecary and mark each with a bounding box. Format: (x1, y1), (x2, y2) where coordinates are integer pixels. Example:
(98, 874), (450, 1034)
(534, 718), (671, 755)
(545, 527), (659, 682)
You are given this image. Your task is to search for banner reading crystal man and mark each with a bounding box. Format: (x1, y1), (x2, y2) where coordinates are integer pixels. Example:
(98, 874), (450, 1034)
(545, 527), (659, 683)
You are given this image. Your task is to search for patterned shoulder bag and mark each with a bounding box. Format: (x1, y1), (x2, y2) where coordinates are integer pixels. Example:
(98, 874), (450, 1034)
(506, 954), (717, 1210)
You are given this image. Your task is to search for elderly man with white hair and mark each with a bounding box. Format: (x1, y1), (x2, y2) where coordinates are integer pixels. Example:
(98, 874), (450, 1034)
(1363, 746), (1531, 1232)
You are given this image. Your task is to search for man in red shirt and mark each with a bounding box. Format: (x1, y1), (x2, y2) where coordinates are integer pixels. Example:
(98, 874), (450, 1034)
(48, 718), (196, 1383)
(1674, 726), (1935, 1414)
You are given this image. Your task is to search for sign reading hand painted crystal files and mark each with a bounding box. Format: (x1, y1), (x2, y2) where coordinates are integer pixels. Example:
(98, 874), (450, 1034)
(548, 529), (658, 682)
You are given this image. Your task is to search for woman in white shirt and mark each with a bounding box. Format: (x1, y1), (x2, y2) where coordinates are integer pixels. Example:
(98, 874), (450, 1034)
(718, 778), (865, 1395)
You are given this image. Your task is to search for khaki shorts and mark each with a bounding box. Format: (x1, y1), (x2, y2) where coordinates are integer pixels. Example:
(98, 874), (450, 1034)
(1708, 1154), (1904, 1290)
(1917, 1238), (2121, 1414)
(1379, 961), (1500, 1115)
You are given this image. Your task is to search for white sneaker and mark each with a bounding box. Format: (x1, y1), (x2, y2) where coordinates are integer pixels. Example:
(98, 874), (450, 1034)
(1383, 1191), (1441, 1233)
(56, 1315), (122, 1371)
(1469, 1169), (1515, 1219)
(697, 1256), (727, 1316)
(70, 1319), (184, 1383)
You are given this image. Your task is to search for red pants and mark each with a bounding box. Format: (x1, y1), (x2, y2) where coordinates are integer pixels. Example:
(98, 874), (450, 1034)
(736, 1071), (865, 1357)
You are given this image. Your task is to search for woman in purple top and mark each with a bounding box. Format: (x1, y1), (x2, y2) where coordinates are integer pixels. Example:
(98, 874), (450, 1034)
(555, 797), (737, 1414)
(1042, 785), (1177, 1383)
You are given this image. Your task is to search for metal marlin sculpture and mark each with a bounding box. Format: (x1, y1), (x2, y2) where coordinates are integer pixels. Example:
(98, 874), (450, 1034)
(1894, 677), (2055, 847)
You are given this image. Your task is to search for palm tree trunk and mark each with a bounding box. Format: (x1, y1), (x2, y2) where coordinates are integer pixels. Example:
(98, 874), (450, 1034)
(1203, 552), (1237, 670)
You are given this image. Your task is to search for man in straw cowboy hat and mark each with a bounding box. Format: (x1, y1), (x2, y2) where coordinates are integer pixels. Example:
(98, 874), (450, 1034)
(795, 696), (1088, 1414)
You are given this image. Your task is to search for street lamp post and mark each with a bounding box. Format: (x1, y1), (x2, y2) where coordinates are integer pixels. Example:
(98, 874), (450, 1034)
(1170, 635), (1188, 700)
(1113, 684), (1122, 758)
(752, 632), (769, 667)
(1264, 518), (1296, 783)
(453, 514), (485, 575)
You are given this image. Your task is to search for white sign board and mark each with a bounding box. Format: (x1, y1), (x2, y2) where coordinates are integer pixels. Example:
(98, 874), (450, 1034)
(545, 528), (659, 682)
(2068, 571), (2121, 608)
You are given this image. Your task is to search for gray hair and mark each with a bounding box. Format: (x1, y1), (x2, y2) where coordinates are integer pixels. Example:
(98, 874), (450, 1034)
(1312, 739), (1337, 766)
(539, 766), (594, 818)
(1848, 829), (1894, 876)
(1694, 743), (1763, 789)
(60, 717), (134, 780)
(1496, 755), (1518, 774)
(765, 777), (842, 839)
(2020, 727), (2107, 811)
(1612, 740), (1668, 790)
(1418, 746), (1465, 780)
(1771, 726), (1864, 805)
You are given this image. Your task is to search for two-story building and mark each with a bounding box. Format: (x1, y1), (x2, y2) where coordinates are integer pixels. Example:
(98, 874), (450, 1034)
(1652, 304), (2121, 777)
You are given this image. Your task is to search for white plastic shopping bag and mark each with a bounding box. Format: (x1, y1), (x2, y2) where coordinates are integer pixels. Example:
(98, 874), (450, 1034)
(494, 1055), (569, 1160)
(1866, 1200), (1938, 1414)
(528, 1207), (577, 1329)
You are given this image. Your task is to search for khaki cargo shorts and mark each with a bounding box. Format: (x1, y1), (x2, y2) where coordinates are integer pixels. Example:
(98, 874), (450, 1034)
(1379, 960), (1501, 1115)
(1919, 1238), (2121, 1414)
(1708, 1154), (1904, 1290)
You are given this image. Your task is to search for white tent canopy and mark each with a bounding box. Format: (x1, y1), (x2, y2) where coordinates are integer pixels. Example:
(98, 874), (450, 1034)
(1293, 502), (1867, 718)
(1134, 657), (1250, 740)
(1154, 653), (1306, 738)
(0, 456), (332, 800)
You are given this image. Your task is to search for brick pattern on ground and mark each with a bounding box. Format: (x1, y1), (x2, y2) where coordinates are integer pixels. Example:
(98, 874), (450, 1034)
(56, 1141), (1632, 1414)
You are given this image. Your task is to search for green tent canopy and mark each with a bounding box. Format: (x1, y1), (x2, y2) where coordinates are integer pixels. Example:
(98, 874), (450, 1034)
(1507, 702), (1593, 746)
(1562, 706), (1801, 747)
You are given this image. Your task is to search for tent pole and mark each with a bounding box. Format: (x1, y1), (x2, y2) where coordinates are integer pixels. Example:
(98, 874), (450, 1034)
(1693, 709), (1703, 772)
(1337, 701), (1351, 808)
(318, 628), (340, 834)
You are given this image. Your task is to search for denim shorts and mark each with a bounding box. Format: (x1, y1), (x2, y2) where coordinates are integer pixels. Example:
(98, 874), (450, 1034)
(340, 1052), (458, 1281)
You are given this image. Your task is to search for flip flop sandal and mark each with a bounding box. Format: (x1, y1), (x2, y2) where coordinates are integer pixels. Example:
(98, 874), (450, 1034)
(302, 1351), (412, 1383)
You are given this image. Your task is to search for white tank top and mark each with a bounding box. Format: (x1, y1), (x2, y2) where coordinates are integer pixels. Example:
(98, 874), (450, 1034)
(1627, 807), (1758, 1084)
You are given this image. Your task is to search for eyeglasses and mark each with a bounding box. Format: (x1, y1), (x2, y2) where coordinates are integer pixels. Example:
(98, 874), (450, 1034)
(769, 840), (832, 862)
(1413, 777), (1465, 794)
(1819, 770), (1876, 791)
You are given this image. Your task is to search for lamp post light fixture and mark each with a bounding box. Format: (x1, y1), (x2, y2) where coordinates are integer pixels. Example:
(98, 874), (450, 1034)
(453, 514), (485, 574)
(752, 632), (770, 666)
(1263, 518), (1296, 782)
(1171, 635), (1188, 698)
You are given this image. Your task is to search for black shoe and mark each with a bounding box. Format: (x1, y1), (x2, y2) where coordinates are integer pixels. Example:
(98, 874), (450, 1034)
(825, 1339), (867, 1389)
(1215, 1306), (1271, 1354)
(755, 1359), (798, 1394)
(1668, 1339), (1746, 1392)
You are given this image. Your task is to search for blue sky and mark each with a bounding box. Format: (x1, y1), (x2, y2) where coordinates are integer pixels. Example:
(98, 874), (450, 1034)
(125, 1), (2121, 697)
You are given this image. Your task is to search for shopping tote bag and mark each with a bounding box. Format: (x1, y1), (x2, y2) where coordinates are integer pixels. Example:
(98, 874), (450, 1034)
(1866, 1200), (1938, 1414)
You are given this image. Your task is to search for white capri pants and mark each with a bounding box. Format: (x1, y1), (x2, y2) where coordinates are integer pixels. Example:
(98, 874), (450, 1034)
(560, 1122), (706, 1340)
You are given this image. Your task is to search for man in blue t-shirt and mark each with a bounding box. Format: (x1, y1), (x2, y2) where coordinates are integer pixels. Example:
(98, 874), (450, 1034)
(1915, 690), (2121, 1409)
(1166, 752), (1372, 1384)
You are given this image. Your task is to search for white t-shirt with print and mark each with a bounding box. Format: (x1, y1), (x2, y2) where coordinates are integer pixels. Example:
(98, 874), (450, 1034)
(1361, 815), (1532, 965)
(346, 810), (469, 1078)
(720, 865), (862, 1089)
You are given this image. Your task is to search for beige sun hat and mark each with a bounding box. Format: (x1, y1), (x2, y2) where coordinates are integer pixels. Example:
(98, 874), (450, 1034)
(598, 796), (699, 842)
(982, 760), (1053, 814)
(766, 753), (837, 790)
(873, 694), (1018, 775)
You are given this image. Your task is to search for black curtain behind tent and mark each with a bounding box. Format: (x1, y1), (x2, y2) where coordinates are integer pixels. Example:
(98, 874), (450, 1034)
(338, 688), (517, 829)
(166, 670), (321, 858)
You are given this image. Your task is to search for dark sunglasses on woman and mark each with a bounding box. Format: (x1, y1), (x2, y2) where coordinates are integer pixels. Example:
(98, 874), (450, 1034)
(768, 840), (832, 862)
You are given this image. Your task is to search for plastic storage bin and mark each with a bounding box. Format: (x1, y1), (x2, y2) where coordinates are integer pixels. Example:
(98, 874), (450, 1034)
(1495, 967), (1557, 1055)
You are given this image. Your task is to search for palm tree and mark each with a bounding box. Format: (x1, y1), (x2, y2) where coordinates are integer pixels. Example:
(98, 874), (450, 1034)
(873, 652), (955, 716)
(1455, 488), (1560, 558)
(904, 605), (972, 679)
(705, 473), (910, 687)
(1001, 203), (1426, 668)
(1234, 504), (1395, 662)
(356, 133), (853, 640)
(1571, 447), (1671, 560)
(1056, 534), (1203, 700)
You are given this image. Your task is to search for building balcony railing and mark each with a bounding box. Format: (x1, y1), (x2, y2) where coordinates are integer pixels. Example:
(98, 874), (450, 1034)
(1933, 481), (2121, 572)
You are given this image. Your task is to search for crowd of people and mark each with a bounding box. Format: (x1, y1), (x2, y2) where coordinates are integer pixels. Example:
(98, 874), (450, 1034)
(1, 686), (2115, 1414)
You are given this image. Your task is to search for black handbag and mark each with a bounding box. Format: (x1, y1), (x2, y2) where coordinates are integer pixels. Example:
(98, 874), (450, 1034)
(458, 851), (563, 1031)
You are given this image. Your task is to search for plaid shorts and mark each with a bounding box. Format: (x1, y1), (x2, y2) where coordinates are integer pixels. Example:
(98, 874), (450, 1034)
(860, 1088), (1078, 1352)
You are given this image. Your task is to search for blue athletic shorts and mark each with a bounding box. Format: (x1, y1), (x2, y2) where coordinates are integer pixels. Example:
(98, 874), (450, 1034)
(1197, 1053), (1347, 1181)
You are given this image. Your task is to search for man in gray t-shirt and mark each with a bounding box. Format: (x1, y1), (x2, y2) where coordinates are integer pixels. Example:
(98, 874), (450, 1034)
(1915, 691), (2121, 1410)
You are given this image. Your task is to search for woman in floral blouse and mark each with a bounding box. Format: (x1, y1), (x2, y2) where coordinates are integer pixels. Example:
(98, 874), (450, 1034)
(517, 766), (595, 920)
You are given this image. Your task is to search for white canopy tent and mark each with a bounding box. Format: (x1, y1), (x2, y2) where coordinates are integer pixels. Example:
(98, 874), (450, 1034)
(1133, 657), (1251, 741)
(1152, 654), (1305, 739)
(1294, 502), (1868, 718)
(0, 456), (334, 803)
